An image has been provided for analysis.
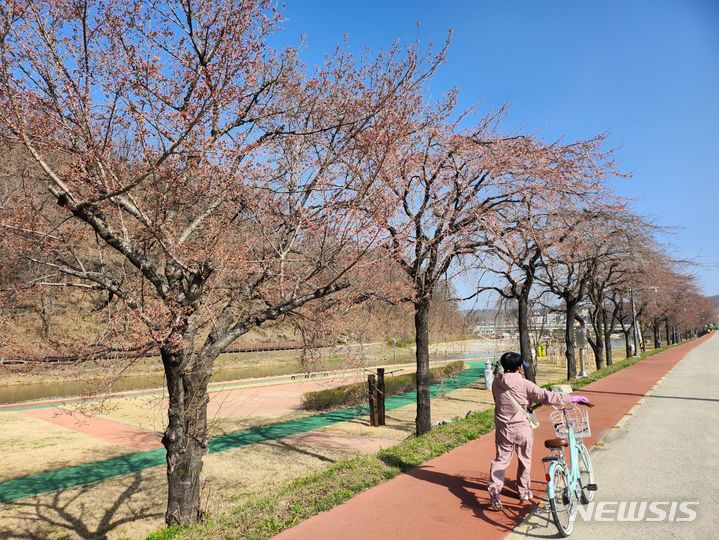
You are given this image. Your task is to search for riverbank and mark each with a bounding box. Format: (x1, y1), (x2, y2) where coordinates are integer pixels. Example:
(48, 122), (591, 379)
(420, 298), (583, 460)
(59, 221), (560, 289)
(0, 360), (494, 538)
(0, 347), (511, 539)
(0, 338), (516, 404)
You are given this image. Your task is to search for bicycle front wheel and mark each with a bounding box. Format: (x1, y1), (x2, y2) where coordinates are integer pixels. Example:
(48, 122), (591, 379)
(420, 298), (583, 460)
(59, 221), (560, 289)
(549, 462), (577, 537)
(578, 442), (595, 504)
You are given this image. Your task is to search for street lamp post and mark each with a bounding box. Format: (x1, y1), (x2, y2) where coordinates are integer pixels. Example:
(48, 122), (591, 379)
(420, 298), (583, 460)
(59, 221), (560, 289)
(575, 325), (588, 378)
(630, 288), (641, 357)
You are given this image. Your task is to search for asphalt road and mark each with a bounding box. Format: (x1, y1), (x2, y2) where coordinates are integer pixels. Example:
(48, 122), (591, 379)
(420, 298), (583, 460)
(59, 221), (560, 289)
(511, 333), (719, 539)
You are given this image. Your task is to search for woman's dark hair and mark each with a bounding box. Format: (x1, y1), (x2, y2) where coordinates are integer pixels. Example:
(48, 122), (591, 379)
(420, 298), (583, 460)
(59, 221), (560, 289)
(500, 352), (524, 373)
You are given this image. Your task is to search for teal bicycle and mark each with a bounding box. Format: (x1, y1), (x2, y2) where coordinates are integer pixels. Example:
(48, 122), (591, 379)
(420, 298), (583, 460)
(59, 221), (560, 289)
(542, 402), (597, 536)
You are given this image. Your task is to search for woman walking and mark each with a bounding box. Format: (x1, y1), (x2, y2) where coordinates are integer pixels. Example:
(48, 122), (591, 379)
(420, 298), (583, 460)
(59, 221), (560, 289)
(488, 352), (588, 510)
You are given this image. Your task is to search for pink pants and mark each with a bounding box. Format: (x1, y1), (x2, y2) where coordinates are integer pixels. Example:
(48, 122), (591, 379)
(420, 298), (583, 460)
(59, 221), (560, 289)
(488, 423), (534, 499)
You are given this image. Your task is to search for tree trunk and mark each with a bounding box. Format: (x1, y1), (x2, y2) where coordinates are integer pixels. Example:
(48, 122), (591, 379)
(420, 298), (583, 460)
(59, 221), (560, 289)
(638, 324), (646, 353)
(564, 300), (578, 380)
(517, 293), (536, 383)
(603, 307), (613, 367)
(653, 319), (661, 349)
(39, 295), (53, 339)
(161, 348), (210, 526)
(414, 298), (431, 436)
(664, 318), (671, 347)
(623, 327), (632, 358)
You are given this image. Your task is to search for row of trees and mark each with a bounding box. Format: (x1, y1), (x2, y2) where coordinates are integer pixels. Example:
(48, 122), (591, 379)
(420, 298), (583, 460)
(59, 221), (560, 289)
(0, 0), (715, 527)
(478, 206), (715, 381)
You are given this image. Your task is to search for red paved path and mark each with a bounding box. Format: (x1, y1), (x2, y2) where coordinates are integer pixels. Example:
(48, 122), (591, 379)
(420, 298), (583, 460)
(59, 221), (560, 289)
(275, 335), (714, 540)
(22, 407), (163, 450)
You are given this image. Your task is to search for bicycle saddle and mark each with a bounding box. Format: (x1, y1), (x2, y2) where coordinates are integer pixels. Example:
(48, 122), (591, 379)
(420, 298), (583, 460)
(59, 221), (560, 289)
(544, 437), (569, 448)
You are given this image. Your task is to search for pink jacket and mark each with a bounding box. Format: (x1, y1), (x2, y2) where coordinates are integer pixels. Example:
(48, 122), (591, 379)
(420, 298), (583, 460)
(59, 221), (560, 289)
(492, 372), (569, 428)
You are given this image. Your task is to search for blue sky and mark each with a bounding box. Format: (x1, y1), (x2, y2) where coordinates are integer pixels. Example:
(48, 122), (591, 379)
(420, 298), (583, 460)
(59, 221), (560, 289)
(278, 0), (719, 295)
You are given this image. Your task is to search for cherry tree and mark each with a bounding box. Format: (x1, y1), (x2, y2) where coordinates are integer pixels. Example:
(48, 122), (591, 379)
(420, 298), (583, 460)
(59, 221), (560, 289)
(538, 209), (625, 378)
(605, 240), (698, 354)
(655, 272), (707, 343)
(629, 248), (679, 348)
(0, 0), (442, 525)
(676, 291), (715, 337)
(476, 180), (614, 381)
(376, 100), (613, 432)
(579, 212), (652, 368)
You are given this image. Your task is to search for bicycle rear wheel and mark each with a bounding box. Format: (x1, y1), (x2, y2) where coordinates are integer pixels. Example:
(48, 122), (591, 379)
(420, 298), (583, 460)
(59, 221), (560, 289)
(578, 442), (595, 504)
(549, 462), (577, 537)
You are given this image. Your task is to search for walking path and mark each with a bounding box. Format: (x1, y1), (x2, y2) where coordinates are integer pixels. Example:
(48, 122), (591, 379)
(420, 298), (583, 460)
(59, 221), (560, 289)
(510, 331), (719, 539)
(22, 407), (163, 451)
(0, 361), (487, 503)
(275, 334), (714, 540)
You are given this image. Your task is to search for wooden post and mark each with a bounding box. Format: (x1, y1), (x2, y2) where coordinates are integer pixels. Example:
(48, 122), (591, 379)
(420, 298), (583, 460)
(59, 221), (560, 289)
(368, 374), (378, 427)
(377, 368), (386, 426)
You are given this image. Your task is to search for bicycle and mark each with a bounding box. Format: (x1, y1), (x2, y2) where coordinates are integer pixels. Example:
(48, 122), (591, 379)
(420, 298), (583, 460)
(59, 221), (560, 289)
(542, 402), (597, 537)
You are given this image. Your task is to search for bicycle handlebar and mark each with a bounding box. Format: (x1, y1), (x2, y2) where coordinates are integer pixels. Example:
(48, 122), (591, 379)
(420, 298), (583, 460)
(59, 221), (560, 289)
(552, 401), (595, 411)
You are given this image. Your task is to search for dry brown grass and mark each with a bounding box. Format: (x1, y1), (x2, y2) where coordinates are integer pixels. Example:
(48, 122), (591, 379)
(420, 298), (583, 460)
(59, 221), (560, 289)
(0, 411), (134, 482)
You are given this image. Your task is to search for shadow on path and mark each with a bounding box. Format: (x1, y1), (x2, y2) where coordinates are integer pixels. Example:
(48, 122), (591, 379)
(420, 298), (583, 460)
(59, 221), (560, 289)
(378, 451), (543, 535)
(408, 467), (543, 532)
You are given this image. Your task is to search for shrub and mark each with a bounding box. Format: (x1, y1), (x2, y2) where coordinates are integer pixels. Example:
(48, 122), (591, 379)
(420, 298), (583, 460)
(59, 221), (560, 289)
(301, 361), (465, 411)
